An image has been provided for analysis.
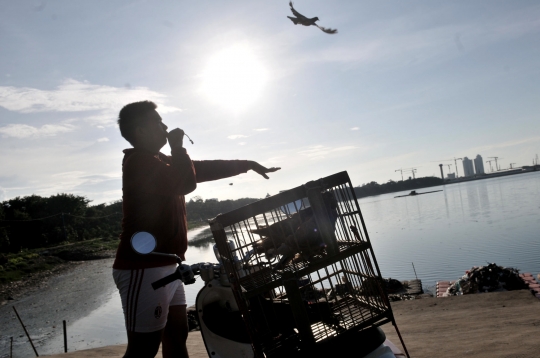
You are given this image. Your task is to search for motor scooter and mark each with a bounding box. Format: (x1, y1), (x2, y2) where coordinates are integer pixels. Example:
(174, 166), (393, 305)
(130, 231), (404, 358)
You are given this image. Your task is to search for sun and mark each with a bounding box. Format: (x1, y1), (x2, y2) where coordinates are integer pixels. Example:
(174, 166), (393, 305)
(200, 45), (268, 113)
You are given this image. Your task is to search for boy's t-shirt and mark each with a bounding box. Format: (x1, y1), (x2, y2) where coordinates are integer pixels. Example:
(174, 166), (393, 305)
(113, 147), (251, 269)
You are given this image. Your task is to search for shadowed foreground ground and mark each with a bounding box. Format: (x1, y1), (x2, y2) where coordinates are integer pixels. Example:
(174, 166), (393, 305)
(382, 289), (540, 358)
(43, 290), (540, 358)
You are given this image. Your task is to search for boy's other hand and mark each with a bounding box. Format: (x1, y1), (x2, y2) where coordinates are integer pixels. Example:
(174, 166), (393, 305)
(250, 162), (281, 179)
(167, 128), (184, 149)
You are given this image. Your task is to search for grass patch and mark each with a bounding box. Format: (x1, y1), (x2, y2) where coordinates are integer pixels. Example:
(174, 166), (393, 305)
(0, 238), (118, 285)
(187, 221), (208, 230)
(188, 235), (215, 248)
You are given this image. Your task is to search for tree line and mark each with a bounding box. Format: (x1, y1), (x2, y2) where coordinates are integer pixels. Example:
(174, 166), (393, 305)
(0, 194), (260, 254)
(185, 196), (259, 222)
(353, 176), (443, 198)
(0, 176), (442, 253)
(0, 194), (122, 253)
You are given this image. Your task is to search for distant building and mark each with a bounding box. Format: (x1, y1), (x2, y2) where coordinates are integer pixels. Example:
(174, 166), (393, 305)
(447, 173), (456, 179)
(474, 155), (485, 175)
(463, 157), (475, 177)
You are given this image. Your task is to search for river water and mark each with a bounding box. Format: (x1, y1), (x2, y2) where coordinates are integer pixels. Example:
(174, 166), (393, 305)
(361, 171), (540, 284)
(188, 171), (540, 287)
(14, 171), (540, 355)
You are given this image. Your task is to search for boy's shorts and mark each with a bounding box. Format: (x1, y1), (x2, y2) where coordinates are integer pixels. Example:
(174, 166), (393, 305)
(113, 264), (186, 333)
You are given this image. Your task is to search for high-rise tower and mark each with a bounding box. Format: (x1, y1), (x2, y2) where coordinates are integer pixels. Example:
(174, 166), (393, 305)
(474, 154), (485, 175)
(462, 157), (475, 177)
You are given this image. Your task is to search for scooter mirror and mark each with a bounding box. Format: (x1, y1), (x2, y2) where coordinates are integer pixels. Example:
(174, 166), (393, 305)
(131, 232), (157, 255)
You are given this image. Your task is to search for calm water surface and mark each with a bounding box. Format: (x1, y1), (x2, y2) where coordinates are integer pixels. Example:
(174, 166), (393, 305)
(189, 171), (540, 287)
(39, 172), (540, 354)
(364, 171), (540, 284)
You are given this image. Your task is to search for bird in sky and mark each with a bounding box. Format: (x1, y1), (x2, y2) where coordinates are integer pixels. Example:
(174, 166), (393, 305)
(287, 1), (338, 34)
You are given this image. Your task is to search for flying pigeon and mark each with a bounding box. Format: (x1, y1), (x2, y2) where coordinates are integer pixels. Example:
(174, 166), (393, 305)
(287, 1), (338, 34)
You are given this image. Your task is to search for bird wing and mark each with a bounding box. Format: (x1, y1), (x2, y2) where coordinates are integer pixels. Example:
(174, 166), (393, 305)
(289, 1), (308, 21)
(316, 24), (338, 34)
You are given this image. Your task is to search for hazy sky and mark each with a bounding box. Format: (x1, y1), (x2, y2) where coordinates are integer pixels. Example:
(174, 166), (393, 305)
(1, 1), (539, 204)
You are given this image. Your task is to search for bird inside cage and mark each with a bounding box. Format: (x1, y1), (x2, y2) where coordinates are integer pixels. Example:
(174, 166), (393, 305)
(247, 191), (338, 270)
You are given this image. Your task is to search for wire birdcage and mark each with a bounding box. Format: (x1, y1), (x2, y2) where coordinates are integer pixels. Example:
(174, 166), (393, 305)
(209, 171), (409, 357)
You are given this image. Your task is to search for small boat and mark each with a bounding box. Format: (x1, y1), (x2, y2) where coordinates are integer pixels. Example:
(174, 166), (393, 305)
(394, 189), (442, 198)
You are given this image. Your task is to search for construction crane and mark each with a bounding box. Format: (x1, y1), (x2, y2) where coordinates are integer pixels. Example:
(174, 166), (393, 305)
(395, 168), (404, 181)
(509, 163), (516, 169)
(431, 158), (462, 177)
(446, 164), (452, 173)
(487, 157), (501, 171)
(396, 167), (419, 180)
(403, 168), (418, 179)
(486, 160), (494, 173)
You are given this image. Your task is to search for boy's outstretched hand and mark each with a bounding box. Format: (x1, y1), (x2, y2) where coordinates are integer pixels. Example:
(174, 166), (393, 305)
(249, 161), (281, 179)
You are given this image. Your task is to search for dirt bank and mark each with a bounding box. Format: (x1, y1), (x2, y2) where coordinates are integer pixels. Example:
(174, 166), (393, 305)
(41, 290), (540, 358)
(0, 237), (117, 289)
(382, 290), (540, 358)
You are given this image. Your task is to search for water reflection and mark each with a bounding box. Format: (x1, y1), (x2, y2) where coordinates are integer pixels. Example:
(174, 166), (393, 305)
(366, 172), (540, 284)
(466, 184), (479, 218)
(477, 183), (490, 214)
(443, 190), (450, 219)
(39, 290), (125, 355)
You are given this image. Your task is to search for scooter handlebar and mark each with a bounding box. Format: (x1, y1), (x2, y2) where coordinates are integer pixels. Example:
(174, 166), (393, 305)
(151, 263), (200, 290)
(152, 271), (179, 290)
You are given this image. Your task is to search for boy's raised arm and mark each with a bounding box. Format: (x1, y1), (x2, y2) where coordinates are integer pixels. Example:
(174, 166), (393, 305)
(193, 160), (280, 183)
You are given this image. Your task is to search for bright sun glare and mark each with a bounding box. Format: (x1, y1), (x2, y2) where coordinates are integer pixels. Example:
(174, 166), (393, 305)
(201, 45), (268, 113)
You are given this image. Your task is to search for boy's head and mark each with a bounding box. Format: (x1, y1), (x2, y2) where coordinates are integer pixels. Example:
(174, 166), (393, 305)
(118, 101), (168, 150)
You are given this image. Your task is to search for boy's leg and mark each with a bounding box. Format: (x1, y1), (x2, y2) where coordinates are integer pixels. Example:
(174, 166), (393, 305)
(124, 330), (162, 358)
(162, 305), (189, 358)
(113, 266), (181, 358)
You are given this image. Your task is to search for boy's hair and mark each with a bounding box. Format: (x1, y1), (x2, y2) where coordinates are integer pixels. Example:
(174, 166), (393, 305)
(118, 101), (157, 145)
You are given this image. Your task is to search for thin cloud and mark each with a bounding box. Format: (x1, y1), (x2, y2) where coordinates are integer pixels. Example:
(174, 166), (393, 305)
(466, 136), (540, 154)
(0, 79), (181, 126)
(44, 171), (121, 203)
(97, 137), (109, 142)
(253, 128), (269, 132)
(298, 145), (357, 160)
(227, 134), (248, 140)
(264, 156), (284, 164)
(0, 123), (75, 138)
(350, 127), (359, 131)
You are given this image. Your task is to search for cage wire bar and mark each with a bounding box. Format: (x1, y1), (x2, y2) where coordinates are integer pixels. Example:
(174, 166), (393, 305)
(209, 171), (409, 357)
